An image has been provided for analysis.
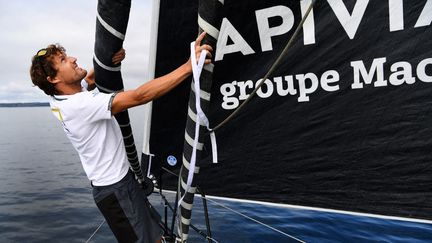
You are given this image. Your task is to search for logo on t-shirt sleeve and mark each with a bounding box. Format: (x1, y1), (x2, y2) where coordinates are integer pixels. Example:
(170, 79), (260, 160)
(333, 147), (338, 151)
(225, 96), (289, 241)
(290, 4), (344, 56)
(51, 108), (71, 134)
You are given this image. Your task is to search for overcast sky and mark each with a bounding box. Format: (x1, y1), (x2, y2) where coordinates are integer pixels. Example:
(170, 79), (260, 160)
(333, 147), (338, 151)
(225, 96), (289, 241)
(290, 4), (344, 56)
(0, 0), (152, 103)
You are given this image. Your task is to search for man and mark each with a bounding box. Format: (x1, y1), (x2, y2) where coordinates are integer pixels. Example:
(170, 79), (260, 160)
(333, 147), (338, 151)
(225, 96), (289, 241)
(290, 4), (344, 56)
(29, 32), (212, 243)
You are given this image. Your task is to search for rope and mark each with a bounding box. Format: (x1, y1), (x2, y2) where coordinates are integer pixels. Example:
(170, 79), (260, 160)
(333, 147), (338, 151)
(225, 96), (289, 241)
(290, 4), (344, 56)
(206, 236), (219, 243)
(85, 219), (105, 243)
(203, 197), (306, 243)
(211, 0), (317, 132)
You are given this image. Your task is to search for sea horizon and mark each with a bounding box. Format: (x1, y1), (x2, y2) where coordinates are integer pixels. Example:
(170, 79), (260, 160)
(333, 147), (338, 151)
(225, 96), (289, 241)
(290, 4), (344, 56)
(0, 102), (49, 107)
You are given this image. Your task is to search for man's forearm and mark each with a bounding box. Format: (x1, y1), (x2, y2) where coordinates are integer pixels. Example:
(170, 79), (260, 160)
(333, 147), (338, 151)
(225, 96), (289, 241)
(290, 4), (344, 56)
(136, 61), (192, 101)
(111, 61), (192, 115)
(111, 32), (212, 115)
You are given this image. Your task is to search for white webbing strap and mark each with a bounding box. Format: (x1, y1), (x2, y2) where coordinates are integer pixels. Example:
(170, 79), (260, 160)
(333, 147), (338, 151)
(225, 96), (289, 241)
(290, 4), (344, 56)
(190, 41), (218, 164)
(177, 41), (218, 213)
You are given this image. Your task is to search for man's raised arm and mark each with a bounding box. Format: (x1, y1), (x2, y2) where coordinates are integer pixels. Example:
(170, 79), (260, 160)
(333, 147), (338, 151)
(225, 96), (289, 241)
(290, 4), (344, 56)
(111, 32), (212, 115)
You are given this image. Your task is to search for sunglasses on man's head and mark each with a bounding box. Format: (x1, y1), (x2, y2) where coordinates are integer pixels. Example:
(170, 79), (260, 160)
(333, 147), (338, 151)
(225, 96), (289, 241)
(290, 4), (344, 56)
(36, 49), (47, 57)
(36, 49), (48, 58)
(34, 49), (50, 76)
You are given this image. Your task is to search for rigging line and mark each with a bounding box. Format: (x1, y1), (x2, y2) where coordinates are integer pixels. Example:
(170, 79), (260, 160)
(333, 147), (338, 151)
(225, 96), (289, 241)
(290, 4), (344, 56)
(173, 224), (219, 243)
(176, 166), (184, 241)
(204, 197), (306, 243)
(211, 0), (317, 132)
(206, 236), (220, 243)
(162, 167), (179, 177)
(159, 167), (216, 242)
(160, 167), (297, 242)
(85, 219), (105, 243)
(197, 186), (212, 242)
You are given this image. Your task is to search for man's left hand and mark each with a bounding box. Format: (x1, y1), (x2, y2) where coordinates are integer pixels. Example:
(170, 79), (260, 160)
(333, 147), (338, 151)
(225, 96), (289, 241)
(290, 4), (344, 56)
(112, 48), (126, 65)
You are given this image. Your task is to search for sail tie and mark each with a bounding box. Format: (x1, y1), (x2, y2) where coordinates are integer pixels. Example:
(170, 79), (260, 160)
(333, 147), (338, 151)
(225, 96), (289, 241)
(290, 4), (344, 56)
(177, 41), (218, 217)
(190, 41), (218, 164)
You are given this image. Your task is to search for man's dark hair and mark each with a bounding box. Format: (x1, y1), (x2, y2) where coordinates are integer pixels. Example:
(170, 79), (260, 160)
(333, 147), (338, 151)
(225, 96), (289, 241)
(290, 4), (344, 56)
(30, 44), (66, 96)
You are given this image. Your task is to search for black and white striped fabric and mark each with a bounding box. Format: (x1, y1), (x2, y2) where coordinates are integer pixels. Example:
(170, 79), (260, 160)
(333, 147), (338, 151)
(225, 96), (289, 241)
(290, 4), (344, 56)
(93, 0), (144, 181)
(177, 0), (223, 241)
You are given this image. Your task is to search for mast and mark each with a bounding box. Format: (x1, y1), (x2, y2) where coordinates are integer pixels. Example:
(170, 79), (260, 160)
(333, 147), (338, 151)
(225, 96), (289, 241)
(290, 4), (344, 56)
(177, 0), (223, 241)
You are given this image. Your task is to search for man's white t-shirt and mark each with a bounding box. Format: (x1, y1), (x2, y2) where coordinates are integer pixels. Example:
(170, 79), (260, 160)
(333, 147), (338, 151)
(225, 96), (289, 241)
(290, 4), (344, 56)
(49, 86), (129, 186)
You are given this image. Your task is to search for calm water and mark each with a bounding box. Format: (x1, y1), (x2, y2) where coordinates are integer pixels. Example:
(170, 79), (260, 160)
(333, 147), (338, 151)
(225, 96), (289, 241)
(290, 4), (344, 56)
(0, 107), (431, 243)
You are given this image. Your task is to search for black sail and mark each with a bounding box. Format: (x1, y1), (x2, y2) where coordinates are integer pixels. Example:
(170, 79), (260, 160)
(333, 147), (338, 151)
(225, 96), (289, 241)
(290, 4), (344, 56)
(149, 0), (432, 223)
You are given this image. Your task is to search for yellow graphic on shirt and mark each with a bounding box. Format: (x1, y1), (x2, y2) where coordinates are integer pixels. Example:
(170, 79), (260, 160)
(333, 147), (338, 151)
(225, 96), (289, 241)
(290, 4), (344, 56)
(51, 108), (63, 121)
(51, 108), (71, 133)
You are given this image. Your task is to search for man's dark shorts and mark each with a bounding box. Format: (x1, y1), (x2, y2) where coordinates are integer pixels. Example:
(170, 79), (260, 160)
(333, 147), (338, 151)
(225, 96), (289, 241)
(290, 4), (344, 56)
(92, 170), (163, 243)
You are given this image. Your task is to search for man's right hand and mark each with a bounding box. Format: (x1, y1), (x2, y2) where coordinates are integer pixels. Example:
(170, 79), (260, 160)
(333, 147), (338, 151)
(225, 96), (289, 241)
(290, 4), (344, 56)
(191, 32), (213, 66)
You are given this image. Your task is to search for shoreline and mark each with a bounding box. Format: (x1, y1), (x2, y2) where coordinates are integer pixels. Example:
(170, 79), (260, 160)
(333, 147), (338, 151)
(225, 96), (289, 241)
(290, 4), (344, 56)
(0, 102), (49, 107)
